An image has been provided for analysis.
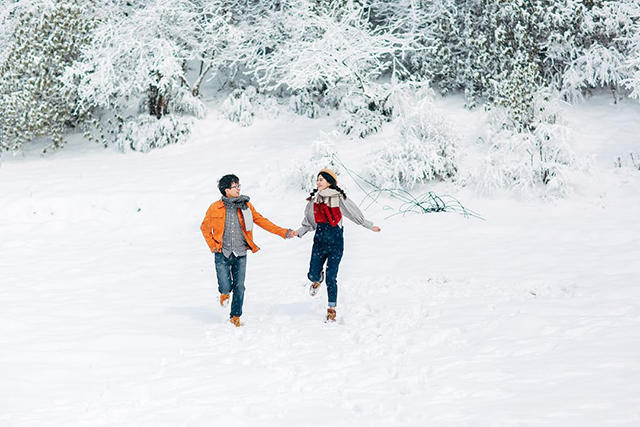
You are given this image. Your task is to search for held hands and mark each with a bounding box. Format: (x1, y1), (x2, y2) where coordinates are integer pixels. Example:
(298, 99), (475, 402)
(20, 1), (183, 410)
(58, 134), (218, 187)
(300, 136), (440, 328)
(286, 229), (298, 239)
(286, 227), (378, 237)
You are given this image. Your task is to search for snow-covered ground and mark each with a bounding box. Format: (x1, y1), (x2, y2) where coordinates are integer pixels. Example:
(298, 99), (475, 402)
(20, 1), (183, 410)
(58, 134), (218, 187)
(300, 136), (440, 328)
(1, 96), (640, 426)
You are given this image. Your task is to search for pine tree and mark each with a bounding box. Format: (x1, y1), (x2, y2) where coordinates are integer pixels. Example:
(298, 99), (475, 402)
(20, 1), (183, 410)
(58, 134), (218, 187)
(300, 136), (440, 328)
(0, 1), (94, 152)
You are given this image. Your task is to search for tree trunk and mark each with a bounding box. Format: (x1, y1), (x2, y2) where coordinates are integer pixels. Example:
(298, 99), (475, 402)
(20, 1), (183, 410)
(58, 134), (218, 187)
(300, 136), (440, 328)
(149, 84), (168, 119)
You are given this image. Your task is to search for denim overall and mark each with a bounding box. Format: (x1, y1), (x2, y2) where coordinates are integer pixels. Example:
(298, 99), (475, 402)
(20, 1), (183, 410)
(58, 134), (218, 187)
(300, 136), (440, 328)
(307, 222), (344, 307)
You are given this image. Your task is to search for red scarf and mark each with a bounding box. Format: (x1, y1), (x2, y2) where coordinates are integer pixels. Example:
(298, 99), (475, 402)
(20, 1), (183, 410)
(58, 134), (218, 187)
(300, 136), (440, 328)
(313, 188), (342, 226)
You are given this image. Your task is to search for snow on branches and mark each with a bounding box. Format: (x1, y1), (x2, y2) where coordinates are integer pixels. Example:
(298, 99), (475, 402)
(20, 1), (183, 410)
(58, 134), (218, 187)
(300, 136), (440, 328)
(368, 84), (458, 188)
(0, 0), (94, 153)
(245, 1), (409, 93)
(286, 139), (340, 193)
(62, 0), (239, 150)
(64, 0), (210, 118)
(559, 0), (636, 102)
(116, 114), (193, 153)
(481, 72), (576, 197)
(624, 3), (640, 100)
(240, 0), (413, 136)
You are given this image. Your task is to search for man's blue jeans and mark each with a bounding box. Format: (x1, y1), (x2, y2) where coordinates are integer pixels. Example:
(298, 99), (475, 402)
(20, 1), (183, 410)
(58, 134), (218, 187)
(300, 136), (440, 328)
(214, 252), (247, 317)
(307, 223), (344, 307)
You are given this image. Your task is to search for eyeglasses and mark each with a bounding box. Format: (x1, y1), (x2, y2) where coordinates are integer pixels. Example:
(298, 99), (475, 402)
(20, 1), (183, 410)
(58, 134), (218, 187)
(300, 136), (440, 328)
(230, 184), (241, 189)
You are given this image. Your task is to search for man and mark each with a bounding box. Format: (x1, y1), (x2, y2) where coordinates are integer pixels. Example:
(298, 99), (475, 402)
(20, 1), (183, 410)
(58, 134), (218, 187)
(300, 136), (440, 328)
(200, 174), (296, 327)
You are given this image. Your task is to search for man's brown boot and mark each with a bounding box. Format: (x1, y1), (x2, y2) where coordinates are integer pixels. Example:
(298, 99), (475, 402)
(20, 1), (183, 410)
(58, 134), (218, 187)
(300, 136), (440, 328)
(220, 293), (230, 307)
(230, 316), (243, 327)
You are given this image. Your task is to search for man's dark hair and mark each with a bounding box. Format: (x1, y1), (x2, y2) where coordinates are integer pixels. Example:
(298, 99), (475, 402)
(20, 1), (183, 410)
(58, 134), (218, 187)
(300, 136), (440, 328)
(218, 174), (239, 196)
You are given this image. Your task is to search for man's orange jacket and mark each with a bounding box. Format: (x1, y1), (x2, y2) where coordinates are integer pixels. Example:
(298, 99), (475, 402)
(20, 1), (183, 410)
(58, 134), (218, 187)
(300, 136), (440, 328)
(200, 200), (288, 253)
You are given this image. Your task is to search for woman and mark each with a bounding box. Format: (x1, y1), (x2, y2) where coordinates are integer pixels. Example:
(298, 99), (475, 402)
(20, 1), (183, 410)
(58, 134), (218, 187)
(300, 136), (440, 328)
(296, 168), (381, 322)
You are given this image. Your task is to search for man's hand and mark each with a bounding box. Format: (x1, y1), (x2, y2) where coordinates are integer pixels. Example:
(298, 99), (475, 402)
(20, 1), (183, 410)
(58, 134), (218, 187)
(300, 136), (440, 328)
(372, 226), (381, 232)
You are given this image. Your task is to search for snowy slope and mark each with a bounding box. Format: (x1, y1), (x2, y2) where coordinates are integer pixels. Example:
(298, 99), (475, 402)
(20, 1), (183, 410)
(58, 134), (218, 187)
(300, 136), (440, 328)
(1, 97), (640, 427)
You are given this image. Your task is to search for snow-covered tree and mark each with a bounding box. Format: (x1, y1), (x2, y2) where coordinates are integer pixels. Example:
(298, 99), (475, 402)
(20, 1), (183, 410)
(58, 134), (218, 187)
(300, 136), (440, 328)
(0, 2), (21, 66)
(481, 68), (575, 196)
(369, 85), (458, 188)
(370, 0), (636, 107)
(244, 1), (392, 92)
(558, 0), (636, 102)
(391, 0), (555, 106)
(0, 0), (94, 152)
(63, 0), (243, 150)
(66, 0), (210, 118)
(240, 0), (412, 134)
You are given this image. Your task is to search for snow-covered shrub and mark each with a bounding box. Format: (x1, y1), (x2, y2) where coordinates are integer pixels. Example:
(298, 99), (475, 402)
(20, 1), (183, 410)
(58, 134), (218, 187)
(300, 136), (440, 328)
(480, 88), (575, 196)
(334, 82), (396, 138)
(562, 45), (627, 102)
(116, 115), (192, 153)
(337, 104), (387, 139)
(221, 87), (257, 126)
(289, 89), (322, 118)
(0, 0), (94, 152)
(384, 80), (435, 120)
(255, 95), (281, 120)
(368, 95), (458, 188)
(478, 61), (577, 196)
(287, 139), (340, 192)
(558, 1), (636, 102)
(221, 86), (282, 125)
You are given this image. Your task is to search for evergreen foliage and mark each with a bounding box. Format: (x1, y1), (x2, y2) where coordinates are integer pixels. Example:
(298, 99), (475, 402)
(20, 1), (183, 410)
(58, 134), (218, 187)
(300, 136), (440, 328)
(372, 0), (637, 104)
(0, 0), (94, 152)
(0, 0), (637, 199)
(482, 78), (575, 195)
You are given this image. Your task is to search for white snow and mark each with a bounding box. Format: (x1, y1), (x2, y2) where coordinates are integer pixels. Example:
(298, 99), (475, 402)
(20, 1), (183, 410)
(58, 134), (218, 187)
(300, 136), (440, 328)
(1, 96), (640, 426)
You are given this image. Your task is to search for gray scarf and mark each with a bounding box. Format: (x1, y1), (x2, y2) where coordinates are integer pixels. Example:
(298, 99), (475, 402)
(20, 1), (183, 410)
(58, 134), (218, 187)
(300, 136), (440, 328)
(222, 195), (253, 231)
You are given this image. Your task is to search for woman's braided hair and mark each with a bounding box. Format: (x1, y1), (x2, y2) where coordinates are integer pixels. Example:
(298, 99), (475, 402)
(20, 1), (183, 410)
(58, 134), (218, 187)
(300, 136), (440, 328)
(307, 171), (347, 201)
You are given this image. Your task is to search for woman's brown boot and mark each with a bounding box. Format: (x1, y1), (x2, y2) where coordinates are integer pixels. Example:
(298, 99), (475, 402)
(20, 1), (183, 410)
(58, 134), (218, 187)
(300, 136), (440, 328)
(309, 271), (324, 296)
(326, 308), (336, 322)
